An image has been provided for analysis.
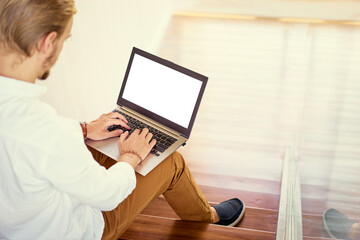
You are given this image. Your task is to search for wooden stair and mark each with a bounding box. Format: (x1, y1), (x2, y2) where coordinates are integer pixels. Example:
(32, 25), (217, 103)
(120, 171), (281, 239)
(137, 9), (360, 240)
(140, 193), (279, 233)
(119, 172), (336, 239)
(121, 214), (276, 240)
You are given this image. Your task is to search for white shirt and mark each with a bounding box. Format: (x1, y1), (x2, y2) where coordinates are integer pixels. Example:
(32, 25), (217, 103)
(0, 76), (136, 240)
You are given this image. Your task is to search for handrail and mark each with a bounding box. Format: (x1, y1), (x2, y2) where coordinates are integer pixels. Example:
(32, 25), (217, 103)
(276, 138), (303, 240)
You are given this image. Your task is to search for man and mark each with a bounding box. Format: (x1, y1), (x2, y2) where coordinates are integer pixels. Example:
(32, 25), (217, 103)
(0, 1), (245, 239)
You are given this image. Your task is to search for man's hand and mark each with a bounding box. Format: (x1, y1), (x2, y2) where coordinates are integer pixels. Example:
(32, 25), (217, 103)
(117, 128), (156, 169)
(86, 112), (130, 140)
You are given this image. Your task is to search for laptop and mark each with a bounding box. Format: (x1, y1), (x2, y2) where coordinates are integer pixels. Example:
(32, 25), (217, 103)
(86, 47), (208, 176)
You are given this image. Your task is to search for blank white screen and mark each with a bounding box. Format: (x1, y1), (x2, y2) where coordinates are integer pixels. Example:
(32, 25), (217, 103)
(122, 54), (202, 128)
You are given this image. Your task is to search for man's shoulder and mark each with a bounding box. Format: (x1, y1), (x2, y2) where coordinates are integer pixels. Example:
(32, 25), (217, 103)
(1, 97), (55, 130)
(0, 94), (56, 118)
(0, 99), (81, 149)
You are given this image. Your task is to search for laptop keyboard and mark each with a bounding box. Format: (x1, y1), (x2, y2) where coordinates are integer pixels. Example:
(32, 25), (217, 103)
(108, 109), (177, 156)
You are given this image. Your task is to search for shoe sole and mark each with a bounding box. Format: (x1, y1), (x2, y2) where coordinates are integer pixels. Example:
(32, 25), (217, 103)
(322, 211), (338, 239)
(228, 200), (246, 227)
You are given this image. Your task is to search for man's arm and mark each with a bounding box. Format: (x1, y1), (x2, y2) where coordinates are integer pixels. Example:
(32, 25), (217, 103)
(35, 111), (156, 211)
(33, 114), (137, 211)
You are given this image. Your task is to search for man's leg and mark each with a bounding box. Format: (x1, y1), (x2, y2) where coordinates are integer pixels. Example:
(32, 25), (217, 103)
(88, 147), (214, 240)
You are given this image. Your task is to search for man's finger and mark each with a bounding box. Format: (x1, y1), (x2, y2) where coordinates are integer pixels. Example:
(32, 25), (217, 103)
(150, 139), (157, 148)
(108, 119), (130, 129)
(140, 128), (149, 137)
(132, 129), (141, 136)
(108, 112), (128, 123)
(119, 131), (129, 144)
(109, 129), (123, 138)
(145, 132), (153, 142)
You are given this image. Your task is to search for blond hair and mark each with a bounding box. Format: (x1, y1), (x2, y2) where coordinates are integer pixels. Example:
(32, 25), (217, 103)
(0, 0), (76, 57)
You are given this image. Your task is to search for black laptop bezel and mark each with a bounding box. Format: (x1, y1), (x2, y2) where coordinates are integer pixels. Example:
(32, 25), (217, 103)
(117, 47), (208, 138)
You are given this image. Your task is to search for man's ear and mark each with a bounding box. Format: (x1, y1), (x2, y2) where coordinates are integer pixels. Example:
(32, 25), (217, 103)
(36, 31), (58, 57)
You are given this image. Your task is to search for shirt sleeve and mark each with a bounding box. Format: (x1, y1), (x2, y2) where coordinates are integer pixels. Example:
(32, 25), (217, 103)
(34, 117), (136, 211)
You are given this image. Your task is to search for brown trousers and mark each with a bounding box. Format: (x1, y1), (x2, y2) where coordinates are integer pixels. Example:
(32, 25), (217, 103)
(88, 147), (214, 240)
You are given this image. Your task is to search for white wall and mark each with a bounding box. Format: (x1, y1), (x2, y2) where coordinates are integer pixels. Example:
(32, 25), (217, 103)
(37, 0), (172, 121)
(173, 0), (360, 21)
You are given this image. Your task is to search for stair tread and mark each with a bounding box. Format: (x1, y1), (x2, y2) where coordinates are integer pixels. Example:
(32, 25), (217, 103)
(302, 196), (360, 217)
(134, 172), (354, 239)
(121, 214), (276, 240)
(142, 196), (279, 232)
(197, 184), (280, 210)
(303, 213), (329, 238)
(192, 171), (281, 195)
(141, 196), (340, 238)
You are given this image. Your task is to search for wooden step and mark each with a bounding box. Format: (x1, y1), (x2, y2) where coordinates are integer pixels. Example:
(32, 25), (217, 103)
(302, 196), (360, 216)
(135, 179), (280, 239)
(303, 213), (328, 238)
(191, 171), (281, 195)
(141, 196), (278, 233)
(192, 172), (357, 217)
(301, 183), (360, 201)
(138, 182), (348, 238)
(197, 185), (280, 211)
(121, 214), (276, 240)
(303, 212), (359, 239)
(190, 172), (357, 216)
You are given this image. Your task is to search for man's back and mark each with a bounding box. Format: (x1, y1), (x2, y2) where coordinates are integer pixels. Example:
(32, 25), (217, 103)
(0, 76), (135, 239)
(0, 76), (96, 239)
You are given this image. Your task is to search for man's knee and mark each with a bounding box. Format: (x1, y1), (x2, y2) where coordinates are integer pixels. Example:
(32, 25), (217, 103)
(166, 151), (186, 170)
(160, 151), (186, 172)
(162, 151), (189, 190)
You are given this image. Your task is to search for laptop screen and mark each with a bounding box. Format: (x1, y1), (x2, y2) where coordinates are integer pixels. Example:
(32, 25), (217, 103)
(122, 54), (202, 128)
(117, 47), (208, 137)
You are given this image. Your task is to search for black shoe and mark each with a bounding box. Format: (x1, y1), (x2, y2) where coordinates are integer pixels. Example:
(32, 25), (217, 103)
(323, 208), (355, 239)
(213, 198), (245, 227)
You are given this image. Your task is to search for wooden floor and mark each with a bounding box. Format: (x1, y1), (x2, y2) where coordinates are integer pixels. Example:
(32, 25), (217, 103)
(121, 13), (360, 239)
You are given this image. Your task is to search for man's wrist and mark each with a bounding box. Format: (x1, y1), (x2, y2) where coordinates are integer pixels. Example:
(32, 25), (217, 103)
(119, 153), (141, 169)
(123, 150), (143, 164)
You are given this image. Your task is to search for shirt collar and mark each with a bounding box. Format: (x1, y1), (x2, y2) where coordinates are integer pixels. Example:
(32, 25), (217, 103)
(0, 75), (47, 98)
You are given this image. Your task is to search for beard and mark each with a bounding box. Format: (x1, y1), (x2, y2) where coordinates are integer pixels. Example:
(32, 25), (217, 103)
(37, 46), (58, 81)
(38, 70), (50, 80)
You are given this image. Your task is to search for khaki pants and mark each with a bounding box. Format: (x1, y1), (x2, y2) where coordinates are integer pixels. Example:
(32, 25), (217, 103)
(88, 147), (215, 240)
